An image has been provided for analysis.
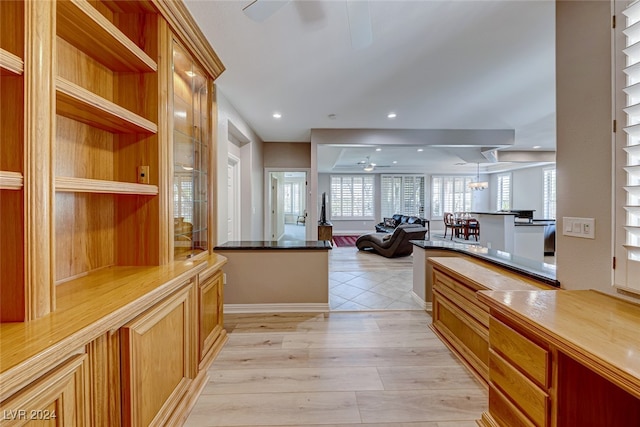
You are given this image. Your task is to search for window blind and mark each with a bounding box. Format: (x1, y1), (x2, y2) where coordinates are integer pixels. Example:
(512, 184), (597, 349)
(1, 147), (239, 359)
(381, 175), (425, 218)
(496, 173), (511, 211)
(431, 176), (473, 217)
(330, 175), (374, 219)
(618, 0), (640, 291)
(543, 168), (556, 219)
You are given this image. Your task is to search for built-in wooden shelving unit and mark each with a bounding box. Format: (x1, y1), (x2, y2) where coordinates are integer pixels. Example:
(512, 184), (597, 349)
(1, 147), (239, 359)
(56, 77), (158, 134)
(1, 1), (229, 424)
(0, 171), (24, 190)
(56, 0), (157, 72)
(55, 176), (158, 195)
(54, 0), (162, 281)
(1, 0), (25, 322)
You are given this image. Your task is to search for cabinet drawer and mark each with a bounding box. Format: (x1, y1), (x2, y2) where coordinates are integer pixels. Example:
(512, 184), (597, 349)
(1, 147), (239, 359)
(490, 349), (548, 427)
(489, 384), (537, 427)
(434, 275), (489, 327)
(435, 270), (482, 303)
(433, 292), (489, 381)
(490, 317), (549, 388)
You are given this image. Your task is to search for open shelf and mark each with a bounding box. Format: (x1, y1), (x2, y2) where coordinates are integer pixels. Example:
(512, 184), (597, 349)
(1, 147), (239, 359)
(0, 171), (23, 190)
(56, 77), (157, 134)
(0, 49), (23, 76)
(55, 177), (158, 195)
(56, 0), (157, 73)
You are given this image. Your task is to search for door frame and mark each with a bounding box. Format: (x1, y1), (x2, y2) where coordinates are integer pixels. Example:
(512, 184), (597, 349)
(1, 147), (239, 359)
(227, 153), (241, 241)
(264, 168), (311, 241)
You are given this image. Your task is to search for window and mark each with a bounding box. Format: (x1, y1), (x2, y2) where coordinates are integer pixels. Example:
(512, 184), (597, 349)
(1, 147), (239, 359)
(615, 1), (640, 291)
(431, 176), (473, 218)
(496, 173), (511, 211)
(381, 175), (425, 218)
(543, 168), (556, 219)
(174, 175), (193, 223)
(330, 175), (374, 219)
(283, 182), (300, 214)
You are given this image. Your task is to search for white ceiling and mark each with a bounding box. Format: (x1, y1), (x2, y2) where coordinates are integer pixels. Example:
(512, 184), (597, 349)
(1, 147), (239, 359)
(184, 0), (556, 174)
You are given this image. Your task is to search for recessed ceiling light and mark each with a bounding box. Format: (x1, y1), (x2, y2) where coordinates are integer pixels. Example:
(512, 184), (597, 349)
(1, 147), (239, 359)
(533, 145), (541, 149)
(387, 113), (397, 119)
(185, 71), (196, 78)
(273, 112), (282, 119)
(392, 161), (398, 164)
(375, 148), (382, 152)
(417, 148), (424, 152)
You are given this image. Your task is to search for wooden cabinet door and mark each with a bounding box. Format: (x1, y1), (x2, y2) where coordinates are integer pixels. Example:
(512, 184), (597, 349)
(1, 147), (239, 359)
(199, 269), (224, 368)
(0, 354), (88, 426)
(120, 281), (196, 427)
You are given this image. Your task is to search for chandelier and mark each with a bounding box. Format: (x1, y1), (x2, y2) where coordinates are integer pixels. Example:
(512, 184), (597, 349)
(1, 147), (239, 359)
(468, 163), (488, 191)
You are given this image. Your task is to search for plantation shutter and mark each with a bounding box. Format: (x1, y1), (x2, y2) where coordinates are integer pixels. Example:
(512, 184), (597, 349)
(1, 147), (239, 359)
(431, 176), (443, 217)
(543, 168), (556, 219)
(617, 0), (640, 291)
(330, 175), (374, 218)
(496, 174), (511, 211)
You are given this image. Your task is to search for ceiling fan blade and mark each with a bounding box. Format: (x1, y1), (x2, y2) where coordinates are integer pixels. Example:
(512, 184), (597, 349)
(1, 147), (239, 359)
(243, 0), (290, 22)
(346, 0), (372, 49)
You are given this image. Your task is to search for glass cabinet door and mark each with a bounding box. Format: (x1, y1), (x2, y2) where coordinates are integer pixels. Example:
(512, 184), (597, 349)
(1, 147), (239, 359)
(172, 42), (210, 259)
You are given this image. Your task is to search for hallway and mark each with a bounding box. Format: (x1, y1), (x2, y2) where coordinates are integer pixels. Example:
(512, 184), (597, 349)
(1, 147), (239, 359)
(185, 310), (487, 426)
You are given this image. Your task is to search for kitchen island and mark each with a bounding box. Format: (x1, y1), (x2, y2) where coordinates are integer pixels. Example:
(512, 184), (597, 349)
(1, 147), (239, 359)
(470, 211), (555, 262)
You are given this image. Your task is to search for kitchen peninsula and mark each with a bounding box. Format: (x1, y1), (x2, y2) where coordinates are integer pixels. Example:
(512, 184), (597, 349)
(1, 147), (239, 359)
(470, 211), (555, 262)
(215, 241), (332, 312)
(411, 240), (558, 310)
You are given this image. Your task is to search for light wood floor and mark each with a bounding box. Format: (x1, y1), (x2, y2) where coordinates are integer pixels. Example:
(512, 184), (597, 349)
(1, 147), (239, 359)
(185, 311), (487, 426)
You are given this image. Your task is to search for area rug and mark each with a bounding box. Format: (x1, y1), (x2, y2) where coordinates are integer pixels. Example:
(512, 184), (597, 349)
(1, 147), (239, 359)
(333, 235), (360, 247)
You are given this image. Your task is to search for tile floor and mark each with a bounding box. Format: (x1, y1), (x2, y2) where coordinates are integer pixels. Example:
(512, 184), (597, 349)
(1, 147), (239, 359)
(328, 246), (421, 311)
(185, 311), (487, 426)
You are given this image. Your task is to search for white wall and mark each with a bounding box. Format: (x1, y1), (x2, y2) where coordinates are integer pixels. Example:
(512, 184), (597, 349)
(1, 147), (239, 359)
(487, 165), (552, 219)
(555, 0), (613, 293)
(216, 90), (264, 244)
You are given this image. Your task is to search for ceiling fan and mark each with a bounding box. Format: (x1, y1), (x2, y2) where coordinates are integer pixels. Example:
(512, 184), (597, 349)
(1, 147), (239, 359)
(357, 156), (390, 172)
(242, 0), (373, 49)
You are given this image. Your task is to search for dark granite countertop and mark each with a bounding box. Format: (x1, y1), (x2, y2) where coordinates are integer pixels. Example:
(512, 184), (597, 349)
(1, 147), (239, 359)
(469, 211), (519, 216)
(410, 240), (558, 287)
(514, 221), (555, 226)
(215, 240), (332, 250)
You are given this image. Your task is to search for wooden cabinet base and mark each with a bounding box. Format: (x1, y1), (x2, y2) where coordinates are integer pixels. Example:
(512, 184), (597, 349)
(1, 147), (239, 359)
(120, 282), (196, 427)
(0, 354), (89, 426)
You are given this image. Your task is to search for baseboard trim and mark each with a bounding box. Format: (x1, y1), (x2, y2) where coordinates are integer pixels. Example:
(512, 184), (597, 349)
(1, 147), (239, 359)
(411, 291), (432, 311)
(224, 303), (330, 313)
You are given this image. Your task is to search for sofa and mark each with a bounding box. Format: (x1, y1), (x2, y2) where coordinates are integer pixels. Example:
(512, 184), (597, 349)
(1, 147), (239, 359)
(375, 214), (427, 233)
(356, 224), (427, 258)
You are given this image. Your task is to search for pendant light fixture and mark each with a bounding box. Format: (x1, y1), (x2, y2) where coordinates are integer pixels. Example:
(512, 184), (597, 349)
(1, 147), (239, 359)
(468, 162), (488, 191)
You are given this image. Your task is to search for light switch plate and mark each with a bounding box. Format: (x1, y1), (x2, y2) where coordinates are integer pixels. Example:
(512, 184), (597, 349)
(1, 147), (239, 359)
(562, 217), (595, 239)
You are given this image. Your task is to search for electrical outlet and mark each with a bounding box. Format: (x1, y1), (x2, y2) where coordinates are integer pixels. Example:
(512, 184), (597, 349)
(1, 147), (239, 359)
(223, 273), (227, 285)
(137, 166), (149, 184)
